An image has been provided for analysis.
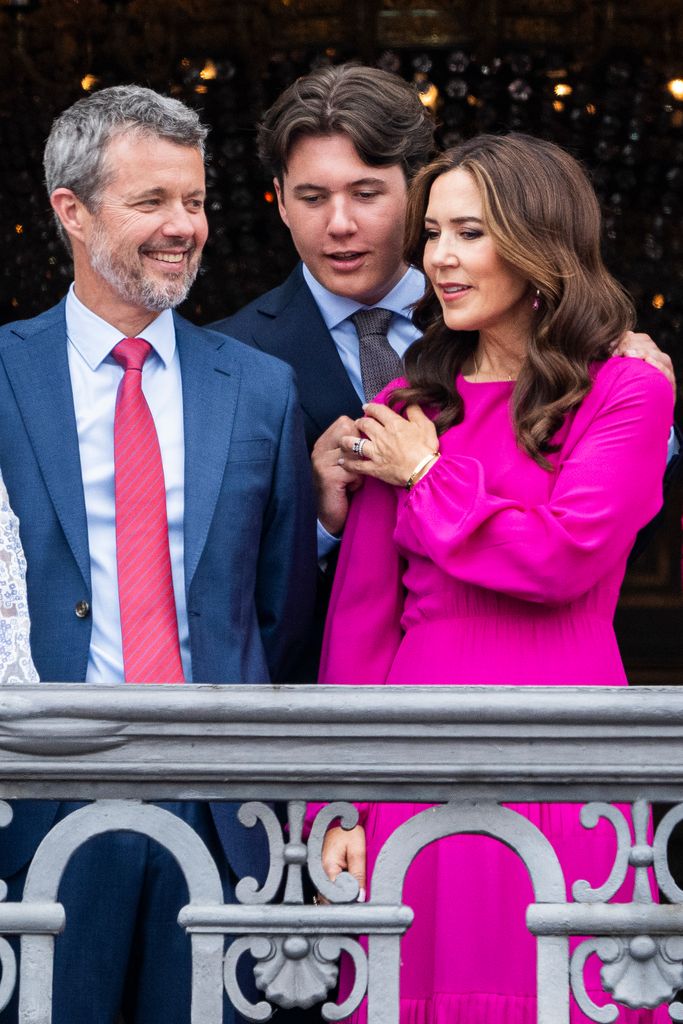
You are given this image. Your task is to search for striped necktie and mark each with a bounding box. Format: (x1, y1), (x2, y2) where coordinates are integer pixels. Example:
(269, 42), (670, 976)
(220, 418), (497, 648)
(112, 337), (184, 684)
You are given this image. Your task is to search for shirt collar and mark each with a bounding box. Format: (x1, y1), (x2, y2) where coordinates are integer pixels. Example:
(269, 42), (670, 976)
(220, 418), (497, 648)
(302, 264), (425, 331)
(65, 284), (177, 370)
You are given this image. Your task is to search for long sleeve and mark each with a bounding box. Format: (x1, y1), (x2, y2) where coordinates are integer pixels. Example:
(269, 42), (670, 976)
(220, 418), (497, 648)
(0, 475), (39, 684)
(319, 473), (404, 684)
(394, 360), (673, 606)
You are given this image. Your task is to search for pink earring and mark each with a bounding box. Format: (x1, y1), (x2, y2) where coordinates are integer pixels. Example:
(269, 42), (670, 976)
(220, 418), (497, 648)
(532, 289), (540, 311)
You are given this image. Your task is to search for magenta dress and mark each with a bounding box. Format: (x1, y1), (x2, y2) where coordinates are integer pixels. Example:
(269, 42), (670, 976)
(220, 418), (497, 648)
(319, 359), (673, 1024)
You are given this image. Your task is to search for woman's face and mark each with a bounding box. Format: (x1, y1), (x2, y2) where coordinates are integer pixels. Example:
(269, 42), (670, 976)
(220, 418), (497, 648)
(423, 167), (533, 345)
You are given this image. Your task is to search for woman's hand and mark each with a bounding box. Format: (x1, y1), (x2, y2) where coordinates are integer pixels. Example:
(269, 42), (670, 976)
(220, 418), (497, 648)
(318, 824), (367, 903)
(339, 403), (439, 488)
(614, 330), (676, 394)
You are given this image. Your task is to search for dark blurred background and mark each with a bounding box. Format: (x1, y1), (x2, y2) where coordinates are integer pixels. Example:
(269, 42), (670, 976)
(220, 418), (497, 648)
(1, 0), (681, 679)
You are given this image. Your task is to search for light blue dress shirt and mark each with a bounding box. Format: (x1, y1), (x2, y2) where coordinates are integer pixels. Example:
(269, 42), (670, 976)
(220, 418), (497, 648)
(302, 264), (423, 402)
(65, 286), (191, 684)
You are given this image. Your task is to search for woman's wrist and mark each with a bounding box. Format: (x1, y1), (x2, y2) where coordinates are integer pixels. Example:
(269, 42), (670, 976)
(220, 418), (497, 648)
(405, 451), (440, 490)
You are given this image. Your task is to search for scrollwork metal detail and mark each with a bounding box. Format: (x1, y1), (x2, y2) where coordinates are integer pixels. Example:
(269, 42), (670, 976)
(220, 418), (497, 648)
(216, 801), (369, 1019)
(571, 935), (683, 1021)
(568, 800), (683, 1020)
(224, 933), (367, 1021)
(572, 804), (632, 904)
(307, 802), (362, 903)
(234, 802), (285, 905)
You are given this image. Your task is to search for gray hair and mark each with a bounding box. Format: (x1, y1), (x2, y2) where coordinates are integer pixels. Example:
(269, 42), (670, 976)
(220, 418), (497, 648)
(44, 85), (208, 245)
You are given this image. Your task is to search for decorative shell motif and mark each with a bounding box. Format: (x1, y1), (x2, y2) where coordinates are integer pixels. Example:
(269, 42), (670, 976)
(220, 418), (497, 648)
(601, 936), (683, 1009)
(253, 936), (339, 1010)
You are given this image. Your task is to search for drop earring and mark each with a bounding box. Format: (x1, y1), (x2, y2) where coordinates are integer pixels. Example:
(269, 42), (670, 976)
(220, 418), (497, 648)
(532, 288), (540, 311)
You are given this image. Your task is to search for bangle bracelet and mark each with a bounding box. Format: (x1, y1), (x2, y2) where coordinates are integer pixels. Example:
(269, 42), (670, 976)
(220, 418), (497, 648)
(405, 451), (440, 491)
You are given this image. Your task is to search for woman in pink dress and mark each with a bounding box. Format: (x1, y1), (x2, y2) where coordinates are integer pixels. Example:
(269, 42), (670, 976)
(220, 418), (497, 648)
(318, 135), (674, 1022)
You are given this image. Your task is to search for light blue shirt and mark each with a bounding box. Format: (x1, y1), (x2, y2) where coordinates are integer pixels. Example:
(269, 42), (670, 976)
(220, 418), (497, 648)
(65, 286), (191, 684)
(303, 266), (426, 558)
(303, 264), (423, 402)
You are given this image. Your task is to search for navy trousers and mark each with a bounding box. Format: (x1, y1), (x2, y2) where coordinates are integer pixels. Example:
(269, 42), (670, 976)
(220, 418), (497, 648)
(0, 801), (256, 1024)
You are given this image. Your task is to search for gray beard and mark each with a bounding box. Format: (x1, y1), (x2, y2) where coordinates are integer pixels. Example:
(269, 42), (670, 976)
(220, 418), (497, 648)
(89, 224), (200, 312)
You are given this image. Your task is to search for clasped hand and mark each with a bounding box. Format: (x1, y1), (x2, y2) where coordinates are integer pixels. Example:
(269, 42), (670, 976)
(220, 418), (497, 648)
(340, 402), (439, 488)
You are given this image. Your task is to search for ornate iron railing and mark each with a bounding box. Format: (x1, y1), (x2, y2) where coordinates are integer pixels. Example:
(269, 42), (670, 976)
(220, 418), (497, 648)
(1, 684), (683, 1022)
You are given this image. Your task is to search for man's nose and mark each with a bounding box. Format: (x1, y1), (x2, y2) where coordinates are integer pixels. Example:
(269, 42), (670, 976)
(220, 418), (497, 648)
(327, 198), (356, 235)
(161, 203), (196, 238)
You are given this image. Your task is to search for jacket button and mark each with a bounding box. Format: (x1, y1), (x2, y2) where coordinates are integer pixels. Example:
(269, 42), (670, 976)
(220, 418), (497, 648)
(74, 600), (90, 619)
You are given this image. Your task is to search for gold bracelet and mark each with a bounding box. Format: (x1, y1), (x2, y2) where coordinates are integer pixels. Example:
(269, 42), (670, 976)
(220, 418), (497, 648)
(405, 451), (440, 491)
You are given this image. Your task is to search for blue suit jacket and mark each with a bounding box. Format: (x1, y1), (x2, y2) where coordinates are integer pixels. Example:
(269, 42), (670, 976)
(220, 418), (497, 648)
(212, 264), (363, 452)
(0, 299), (316, 879)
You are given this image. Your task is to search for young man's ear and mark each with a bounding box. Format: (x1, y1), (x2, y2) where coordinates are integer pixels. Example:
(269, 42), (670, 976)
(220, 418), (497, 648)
(274, 178), (290, 229)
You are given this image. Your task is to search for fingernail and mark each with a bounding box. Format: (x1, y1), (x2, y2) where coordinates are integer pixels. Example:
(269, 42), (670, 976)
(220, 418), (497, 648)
(338, 457), (344, 465)
(357, 887), (366, 902)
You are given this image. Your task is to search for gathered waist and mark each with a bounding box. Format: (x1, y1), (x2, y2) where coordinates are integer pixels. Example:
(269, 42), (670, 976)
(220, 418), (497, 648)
(389, 613), (625, 686)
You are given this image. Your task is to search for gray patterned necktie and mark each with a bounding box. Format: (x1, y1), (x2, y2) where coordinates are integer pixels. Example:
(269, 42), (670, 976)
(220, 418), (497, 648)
(351, 307), (402, 401)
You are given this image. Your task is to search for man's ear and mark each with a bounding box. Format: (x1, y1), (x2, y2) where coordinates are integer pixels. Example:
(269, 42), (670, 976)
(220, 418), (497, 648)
(273, 177), (290, 229)
(50, 188), (89, 244)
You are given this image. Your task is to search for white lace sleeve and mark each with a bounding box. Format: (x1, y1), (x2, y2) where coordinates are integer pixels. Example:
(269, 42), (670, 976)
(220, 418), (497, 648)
(0, 476), (39, 684)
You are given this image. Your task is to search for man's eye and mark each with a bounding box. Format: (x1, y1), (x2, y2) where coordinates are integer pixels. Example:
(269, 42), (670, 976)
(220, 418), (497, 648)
(356, 191), (379, 200)
(301, 195), (323, 204)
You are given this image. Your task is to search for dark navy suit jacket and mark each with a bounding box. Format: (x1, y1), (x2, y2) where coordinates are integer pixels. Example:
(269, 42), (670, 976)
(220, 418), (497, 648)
(0, 299), (316, 881)
(212, 263), (364, 452)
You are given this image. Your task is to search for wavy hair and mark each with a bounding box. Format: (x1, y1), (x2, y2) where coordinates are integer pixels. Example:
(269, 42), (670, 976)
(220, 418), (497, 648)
(391, 133), (635, 468)
(257, 63), (436, 185)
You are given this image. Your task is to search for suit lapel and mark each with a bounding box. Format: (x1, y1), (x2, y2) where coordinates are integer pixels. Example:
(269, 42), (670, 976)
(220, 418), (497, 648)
(252, 266), (363, 435)
(0, 303), (90, 588)
(176, 315), (240, 591)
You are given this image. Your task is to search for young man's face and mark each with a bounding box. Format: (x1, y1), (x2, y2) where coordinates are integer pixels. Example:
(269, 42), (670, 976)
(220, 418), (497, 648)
(275, 133), (409, 306)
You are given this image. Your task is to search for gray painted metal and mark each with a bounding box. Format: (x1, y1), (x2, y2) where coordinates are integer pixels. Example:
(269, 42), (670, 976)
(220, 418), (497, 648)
(1, 685), (683, 1021)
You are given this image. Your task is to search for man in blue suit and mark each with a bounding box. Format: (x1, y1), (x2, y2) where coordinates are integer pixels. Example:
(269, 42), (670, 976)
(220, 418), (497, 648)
(212, 63), (678, 672)
(0, 85), (315, 1023)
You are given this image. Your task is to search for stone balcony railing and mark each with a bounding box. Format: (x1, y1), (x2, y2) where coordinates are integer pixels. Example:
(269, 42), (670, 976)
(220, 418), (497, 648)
(1, 684), (683, 1023)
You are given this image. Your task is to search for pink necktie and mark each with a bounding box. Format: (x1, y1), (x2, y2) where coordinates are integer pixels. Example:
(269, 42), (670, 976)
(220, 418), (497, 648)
(112, 338), (184, 684)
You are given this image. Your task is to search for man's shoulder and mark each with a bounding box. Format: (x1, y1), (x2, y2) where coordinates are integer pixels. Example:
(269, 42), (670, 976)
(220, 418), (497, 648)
(0, 300), (66, 346)
(176, 312), (296, 384)
(210, 264), (322, 349)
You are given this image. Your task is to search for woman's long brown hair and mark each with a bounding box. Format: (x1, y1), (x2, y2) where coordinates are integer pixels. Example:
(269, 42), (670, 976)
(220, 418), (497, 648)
(390, 133), (635, 469)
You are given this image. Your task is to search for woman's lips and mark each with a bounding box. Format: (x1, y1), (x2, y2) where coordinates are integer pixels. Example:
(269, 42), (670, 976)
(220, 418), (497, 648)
(438, 283), (472, 302)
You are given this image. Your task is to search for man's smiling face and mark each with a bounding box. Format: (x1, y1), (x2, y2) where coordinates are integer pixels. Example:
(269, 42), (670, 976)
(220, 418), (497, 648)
(82, 132), (208, 315)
